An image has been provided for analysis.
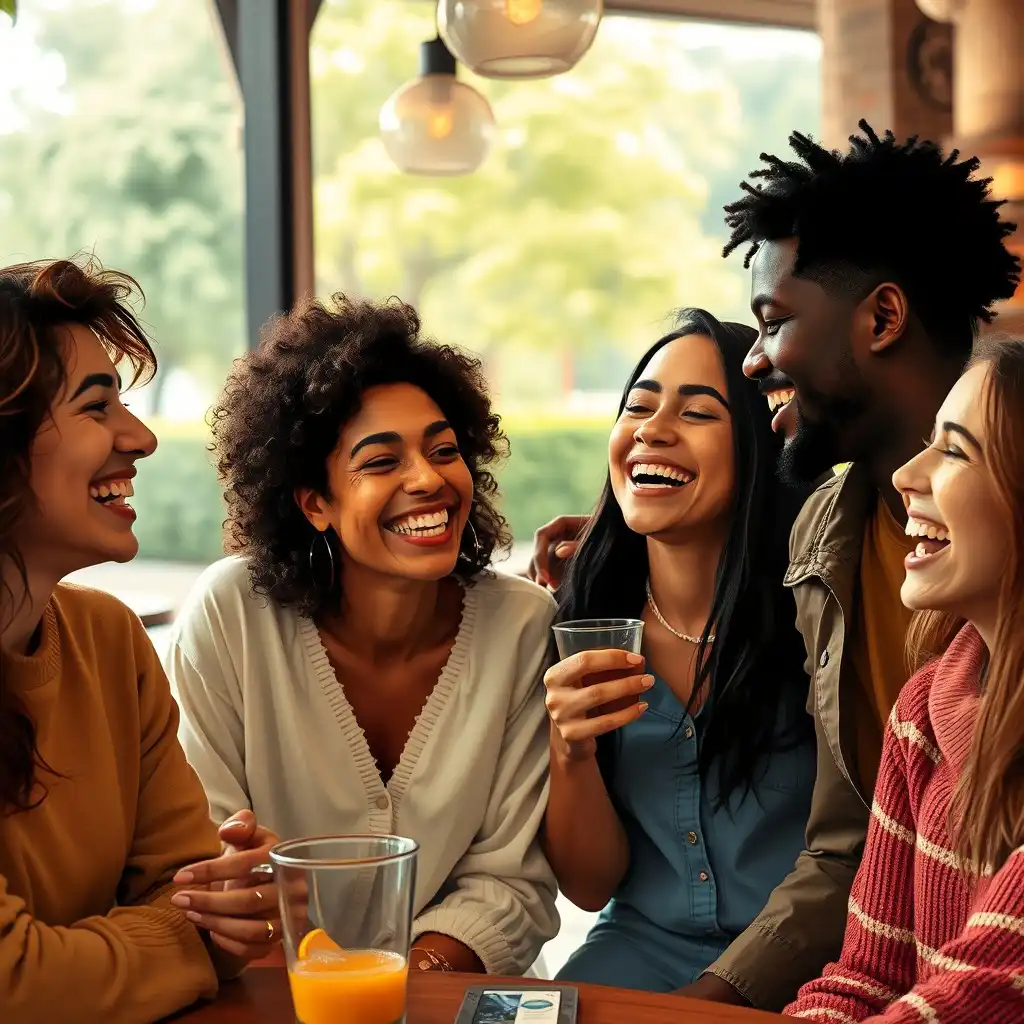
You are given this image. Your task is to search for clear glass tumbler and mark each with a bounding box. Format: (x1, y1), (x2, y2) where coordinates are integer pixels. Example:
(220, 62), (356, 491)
(269, 835), (418, 1024)
(551, 618), (645, 715)
(551, 618), (644, 659)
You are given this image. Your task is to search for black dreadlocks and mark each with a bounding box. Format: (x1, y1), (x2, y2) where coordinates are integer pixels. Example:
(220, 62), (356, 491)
(723, 120), (1021, 356)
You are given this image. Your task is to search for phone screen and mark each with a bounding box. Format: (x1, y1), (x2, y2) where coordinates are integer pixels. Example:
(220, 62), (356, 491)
(471, 990), (562, 1024)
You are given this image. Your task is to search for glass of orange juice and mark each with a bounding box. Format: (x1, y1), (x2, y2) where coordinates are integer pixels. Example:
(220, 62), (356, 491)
(269, 835), (419, 1024)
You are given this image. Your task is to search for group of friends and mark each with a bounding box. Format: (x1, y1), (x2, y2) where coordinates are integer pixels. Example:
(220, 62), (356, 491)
(1, 118), (1023, 1024)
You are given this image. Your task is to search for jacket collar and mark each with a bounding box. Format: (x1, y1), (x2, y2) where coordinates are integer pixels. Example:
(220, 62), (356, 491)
(785, 463), (876, 594)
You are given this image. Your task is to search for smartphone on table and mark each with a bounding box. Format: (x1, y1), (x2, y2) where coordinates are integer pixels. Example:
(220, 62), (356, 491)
(455, 985), (579, 1024)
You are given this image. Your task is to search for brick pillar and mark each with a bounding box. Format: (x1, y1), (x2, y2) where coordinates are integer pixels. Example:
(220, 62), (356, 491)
(821, 0), (1023, 334)
(819, 0), (954, 149)
(945, 0), (1024, 333)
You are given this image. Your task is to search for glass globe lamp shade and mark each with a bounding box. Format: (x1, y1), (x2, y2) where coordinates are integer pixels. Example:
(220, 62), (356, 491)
(914, 0), (966, 22)
(438, 0), (602, 79)
(380, 38), (496, 175)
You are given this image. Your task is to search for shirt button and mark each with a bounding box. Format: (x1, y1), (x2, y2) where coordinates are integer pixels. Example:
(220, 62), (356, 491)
(375, 794), (390, 810)
(684, 726), (694, 740)
(687, 831), (698, 845)
(819, 650), (830, 668)
(699, 871), (709, 882)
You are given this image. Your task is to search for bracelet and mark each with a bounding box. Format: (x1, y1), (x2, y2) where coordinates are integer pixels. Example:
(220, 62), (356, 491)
(411, 946), (455, 972)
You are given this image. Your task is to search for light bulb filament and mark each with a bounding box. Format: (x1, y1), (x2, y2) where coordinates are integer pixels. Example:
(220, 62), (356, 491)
(427, 106), (454, 140)
(505, 0), (543, 26)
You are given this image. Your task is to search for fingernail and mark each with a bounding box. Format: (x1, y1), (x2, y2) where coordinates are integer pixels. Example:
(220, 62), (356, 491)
(171, 894), (190, 908)
(641, 675), (655, 688)
(626, 653), (643, 665)
(174, 871), (195, 884)
(638, 702), (649, 713)
(186, 911), (201, 923)
(222, 819), (246, 830)
(555, 543), (573, 558)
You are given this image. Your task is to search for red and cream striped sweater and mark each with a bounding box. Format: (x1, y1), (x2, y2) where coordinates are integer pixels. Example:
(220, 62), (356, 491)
(786, 625), (1024, 1023)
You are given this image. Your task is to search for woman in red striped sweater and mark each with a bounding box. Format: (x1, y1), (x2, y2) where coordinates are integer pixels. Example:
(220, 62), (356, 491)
(786, 336), (1024, 1024)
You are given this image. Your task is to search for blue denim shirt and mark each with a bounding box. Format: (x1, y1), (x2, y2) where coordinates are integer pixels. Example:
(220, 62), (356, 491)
(557, 674), (815, 992)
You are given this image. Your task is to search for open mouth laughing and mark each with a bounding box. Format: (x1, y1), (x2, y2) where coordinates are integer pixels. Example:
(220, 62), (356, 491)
(386, 508), (449, 537)
(628, 460), (694, 492)
(383, 506), (457, 548)
(89, 476), (137, 520)
(765, 388), (796, 433)
(904, 513), (950, 568)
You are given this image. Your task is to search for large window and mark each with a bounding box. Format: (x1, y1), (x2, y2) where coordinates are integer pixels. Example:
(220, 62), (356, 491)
(0, 0), (819, 614)
(0, 0), (245, 617)
(310, 0), (820, 570)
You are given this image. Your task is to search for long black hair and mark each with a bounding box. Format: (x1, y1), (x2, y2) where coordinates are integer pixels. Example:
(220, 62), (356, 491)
(555, 308), (810, 804)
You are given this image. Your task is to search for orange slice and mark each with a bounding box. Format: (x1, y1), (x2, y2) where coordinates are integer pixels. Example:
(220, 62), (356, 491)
(297, 927), (344, 961)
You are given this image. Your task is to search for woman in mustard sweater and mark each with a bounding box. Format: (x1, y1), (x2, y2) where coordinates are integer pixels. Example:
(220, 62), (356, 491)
(0, 257), (279, 1023)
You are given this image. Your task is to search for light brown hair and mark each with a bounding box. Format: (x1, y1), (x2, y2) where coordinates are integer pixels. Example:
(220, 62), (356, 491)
(0, 257), (156, 813)
(907, 336), (1024, 869)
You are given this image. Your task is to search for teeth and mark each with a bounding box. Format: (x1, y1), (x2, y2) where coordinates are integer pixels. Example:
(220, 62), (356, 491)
(89, 479), (135, 501)
(388, 509), (450, 535)
(767, 389), (795, 413)
(916, 542), (929, 558)
(905, 517), (949, 542)
(630, 463), (691, 485)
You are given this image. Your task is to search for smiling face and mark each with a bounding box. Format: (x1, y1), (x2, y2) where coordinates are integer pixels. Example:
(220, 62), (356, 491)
(296, 382), (474, 582)
(608, 333), (735, 541)
(13, 324), (158, 579)
(892, 362), (1006, 627)
(744, 238), (875, 484)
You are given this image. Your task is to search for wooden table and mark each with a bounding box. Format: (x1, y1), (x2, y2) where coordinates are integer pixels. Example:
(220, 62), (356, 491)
(171, 966), (786, 1022)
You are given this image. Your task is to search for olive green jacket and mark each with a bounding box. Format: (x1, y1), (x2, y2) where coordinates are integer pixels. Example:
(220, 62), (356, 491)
(707, 464), (875, 1010)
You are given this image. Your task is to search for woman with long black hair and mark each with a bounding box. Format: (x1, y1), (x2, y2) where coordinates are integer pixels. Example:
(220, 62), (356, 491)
(543, 309), (813, 998)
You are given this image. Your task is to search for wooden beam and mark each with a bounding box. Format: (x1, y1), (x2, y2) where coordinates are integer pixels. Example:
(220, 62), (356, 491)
(605, 0), (816, 29)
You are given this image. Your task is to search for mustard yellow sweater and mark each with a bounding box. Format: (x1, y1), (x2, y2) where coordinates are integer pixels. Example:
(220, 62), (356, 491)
(0, 584), (227, 1023)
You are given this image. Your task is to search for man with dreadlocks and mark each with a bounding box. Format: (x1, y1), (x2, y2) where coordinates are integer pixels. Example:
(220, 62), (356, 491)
(701, 120), (1019, 1010)
(526, 121), (1020, 1011)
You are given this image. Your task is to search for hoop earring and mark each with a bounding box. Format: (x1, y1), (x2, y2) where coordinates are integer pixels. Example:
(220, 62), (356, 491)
(460, 516), (482, 561)
(309, 530), (336, 593)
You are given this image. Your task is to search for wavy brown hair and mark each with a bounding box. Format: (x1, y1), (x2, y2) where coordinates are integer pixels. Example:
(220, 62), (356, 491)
(212, 293), (510, 618)
(0, 257), (155, 813)
(908, 336), (1024, 870)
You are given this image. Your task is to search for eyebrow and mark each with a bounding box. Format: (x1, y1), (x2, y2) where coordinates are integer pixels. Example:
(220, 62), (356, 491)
(70, 372), (120, 401)
(631, 379), (730, 411)
(349, 418), (453, 458)
(943, 420), (982, 453)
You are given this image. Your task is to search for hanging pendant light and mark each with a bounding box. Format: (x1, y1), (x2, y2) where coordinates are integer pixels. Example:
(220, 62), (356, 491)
(913, 0), (965, 20)
(379, 36), (496, 176)
(437, 0), (602, 80)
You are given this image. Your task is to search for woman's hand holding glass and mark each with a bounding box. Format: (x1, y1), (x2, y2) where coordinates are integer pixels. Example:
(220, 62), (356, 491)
(543, 650), (654, 762)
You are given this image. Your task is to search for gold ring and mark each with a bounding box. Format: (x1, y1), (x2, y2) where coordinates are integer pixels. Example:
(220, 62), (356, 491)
(266, 920), (275, 941)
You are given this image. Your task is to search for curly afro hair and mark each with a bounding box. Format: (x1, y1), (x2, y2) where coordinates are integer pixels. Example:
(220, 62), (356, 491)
(212, 294), (511, 617)
(723, 120), (1021, 357)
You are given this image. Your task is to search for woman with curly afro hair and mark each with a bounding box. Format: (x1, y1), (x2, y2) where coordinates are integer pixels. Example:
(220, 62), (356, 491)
(166, 294), (559, 977)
